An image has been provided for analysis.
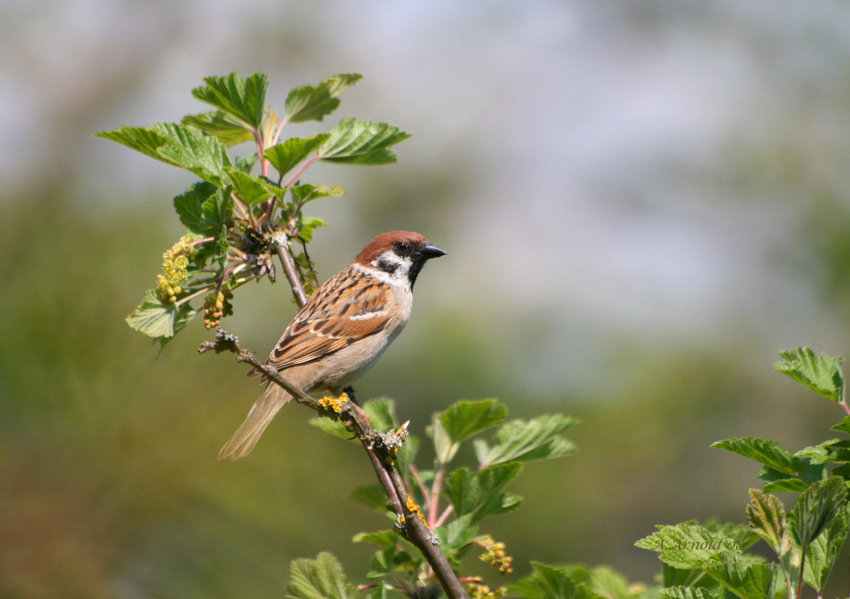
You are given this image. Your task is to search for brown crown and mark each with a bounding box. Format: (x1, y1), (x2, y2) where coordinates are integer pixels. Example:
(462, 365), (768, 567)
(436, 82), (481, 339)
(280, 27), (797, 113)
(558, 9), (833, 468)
(353, 231), (427, 265)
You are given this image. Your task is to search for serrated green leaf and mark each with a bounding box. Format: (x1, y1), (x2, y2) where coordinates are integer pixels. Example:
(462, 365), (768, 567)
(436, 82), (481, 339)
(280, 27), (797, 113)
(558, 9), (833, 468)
(803, 505), (850, 591)
(712, 438), (806, 479)
(94, 125), (172, 163)
(297, 216), (329, 243)
(264, 134), (330, 179)
(352, 530), (398, 548)
(234, 154), (258, 174)
(192, 72), (268, 129)
(152, 122), (233, 186)
(660, 587), (718, 599)
(436, 514), (478, 557)
(701, 555), (778, 599)
(290, 183), (345, 206)
(363, 397), (396, 433)
(431, 414), (455, 463)
(228, 171), (272, 205)
(285, 552), (354, 599)
(635, 524), (742, 569)
(181, 110), (254, 146)
(530, 563), (606, 599)
(317, 118), (411, 165)
(349, 484), (389, 513)
(200, 187), (234, 237)
(774, 347), (845, 403)
(437, 399), (508, 452)
(788, 476), (847, 548)
(831, 416), (850, 434)
(747, 490), (786, 554)
(703, 521), (760, 551)
(284, 73), (362, 124)
(126, 289), (198, 339)
(475, 414), (578, 467)
(443, 463), (522, 522)
(173, 181), (216, 234)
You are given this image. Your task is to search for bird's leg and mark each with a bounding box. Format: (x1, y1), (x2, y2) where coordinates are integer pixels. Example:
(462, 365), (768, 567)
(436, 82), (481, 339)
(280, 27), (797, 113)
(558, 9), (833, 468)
(343, 386), (359, 406)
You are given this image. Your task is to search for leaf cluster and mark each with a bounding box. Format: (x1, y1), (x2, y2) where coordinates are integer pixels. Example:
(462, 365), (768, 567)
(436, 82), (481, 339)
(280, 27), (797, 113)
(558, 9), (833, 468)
(307, 398), (578, 596)
(631, 347), (850, 599)
(95, 72), (410, 346)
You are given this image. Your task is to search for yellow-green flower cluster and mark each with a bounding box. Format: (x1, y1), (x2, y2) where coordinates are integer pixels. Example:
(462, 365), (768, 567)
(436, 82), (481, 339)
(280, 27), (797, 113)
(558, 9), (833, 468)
(467, 579), (506, 599)
(157, 236), (195, 302)
(479, 536), (513, 575)
(203, 289), (233, 329)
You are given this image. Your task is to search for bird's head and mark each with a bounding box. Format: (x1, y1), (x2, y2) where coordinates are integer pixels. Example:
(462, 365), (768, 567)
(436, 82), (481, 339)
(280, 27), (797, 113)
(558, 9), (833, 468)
(354, 231), (446, 287)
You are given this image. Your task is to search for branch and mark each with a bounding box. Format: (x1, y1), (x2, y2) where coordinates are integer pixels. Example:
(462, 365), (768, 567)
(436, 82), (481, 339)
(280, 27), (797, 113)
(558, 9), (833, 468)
(272, 233), (308, 307)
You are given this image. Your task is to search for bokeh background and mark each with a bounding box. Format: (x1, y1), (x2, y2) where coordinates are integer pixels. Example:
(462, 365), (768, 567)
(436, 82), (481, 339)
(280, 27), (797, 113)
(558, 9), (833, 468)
(3, 1), (850, 597)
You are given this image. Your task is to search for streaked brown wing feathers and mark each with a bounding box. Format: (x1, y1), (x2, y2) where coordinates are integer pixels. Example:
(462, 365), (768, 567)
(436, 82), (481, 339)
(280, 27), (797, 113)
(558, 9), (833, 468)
(265, 268), (390, 370)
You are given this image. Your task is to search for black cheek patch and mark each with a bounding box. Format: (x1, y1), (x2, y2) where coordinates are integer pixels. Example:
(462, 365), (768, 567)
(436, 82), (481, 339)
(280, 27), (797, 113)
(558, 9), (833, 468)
(376, 257), (399, 275)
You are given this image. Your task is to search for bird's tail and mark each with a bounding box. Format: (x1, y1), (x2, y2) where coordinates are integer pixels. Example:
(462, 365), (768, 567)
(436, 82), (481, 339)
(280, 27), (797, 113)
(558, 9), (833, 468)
(218, 384), (291, 460)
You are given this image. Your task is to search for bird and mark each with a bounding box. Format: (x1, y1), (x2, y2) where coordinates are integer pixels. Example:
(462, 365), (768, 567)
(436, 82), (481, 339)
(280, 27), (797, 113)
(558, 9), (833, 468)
(218, 230), (446, 460)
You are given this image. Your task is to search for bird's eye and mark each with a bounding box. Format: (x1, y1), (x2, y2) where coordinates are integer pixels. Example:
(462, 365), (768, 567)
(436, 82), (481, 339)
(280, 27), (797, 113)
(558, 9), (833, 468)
(394, 242), (409, 254)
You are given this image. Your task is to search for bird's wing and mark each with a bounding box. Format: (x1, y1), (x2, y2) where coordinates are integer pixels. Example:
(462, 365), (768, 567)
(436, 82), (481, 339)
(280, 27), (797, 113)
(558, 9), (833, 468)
(264, 266), (392, 370)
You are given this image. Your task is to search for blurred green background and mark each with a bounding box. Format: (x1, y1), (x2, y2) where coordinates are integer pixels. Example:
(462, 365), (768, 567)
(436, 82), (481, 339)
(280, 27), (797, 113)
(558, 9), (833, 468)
(3, 1), (850, 597)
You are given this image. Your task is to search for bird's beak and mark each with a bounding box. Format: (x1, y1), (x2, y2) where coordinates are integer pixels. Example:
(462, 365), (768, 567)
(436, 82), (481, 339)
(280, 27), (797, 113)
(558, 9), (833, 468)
(419, 242), (446, 260)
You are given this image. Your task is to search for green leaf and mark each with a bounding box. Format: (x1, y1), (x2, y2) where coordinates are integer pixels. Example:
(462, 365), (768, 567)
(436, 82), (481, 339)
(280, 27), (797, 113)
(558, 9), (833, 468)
(712, 438), (807, 479)
(474, 414), (578, 467)
(352, 530), (398, 548)
(758, 466), (813, 493)
(285, 552), (354, 599)
(586, 566), (634, 599)
(746, 490), (786, 554)
(660, 588), (718, 599)
(181, 110), (254, 146)
(363, 397), (397, 433)
(234, 153), (258, 174)
(366, 546), (412, 581)
(192, 72), (268, 129)
(438, 399), (508, 443)
(200, 187), (234, 237)
(264, 134), (330, 179)
(435, 514), (478, 557)
(701, 556), (778, 599)
(94, 125), (172, 163)
(228, 171), (273, 205)
(284, 73), (362, 124)
(803, 505), (850, 591)
(530, 563), (606, 599)
(703, 521), (760, 552)
(443, 463), (523, 522)
(662, 562), (718, 589)
(832, 416), (850, 434)
(307, 416), (351, 441)
(317, 118), (411, 165)
(126, 289), (197, 339)
(297, 216), (329, 243)
(635, 524), (741, 569)
(788, 476), (847, 548)
(774, 347), (845, 403)
(152, 122), (232, 186)
(396, 434), (420, 478)
(290, 183), (345, 206)
(173, 181), (216, 234)
(349, 484), (389, 513)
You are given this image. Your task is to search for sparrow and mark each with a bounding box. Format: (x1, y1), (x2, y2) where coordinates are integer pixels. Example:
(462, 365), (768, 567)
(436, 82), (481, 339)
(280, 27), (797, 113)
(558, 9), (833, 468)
(218, 231), (446, 460)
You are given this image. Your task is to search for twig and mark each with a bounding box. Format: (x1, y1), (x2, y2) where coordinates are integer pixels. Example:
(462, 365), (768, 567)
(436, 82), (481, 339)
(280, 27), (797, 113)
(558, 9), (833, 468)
(272, 234), (308, 306)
